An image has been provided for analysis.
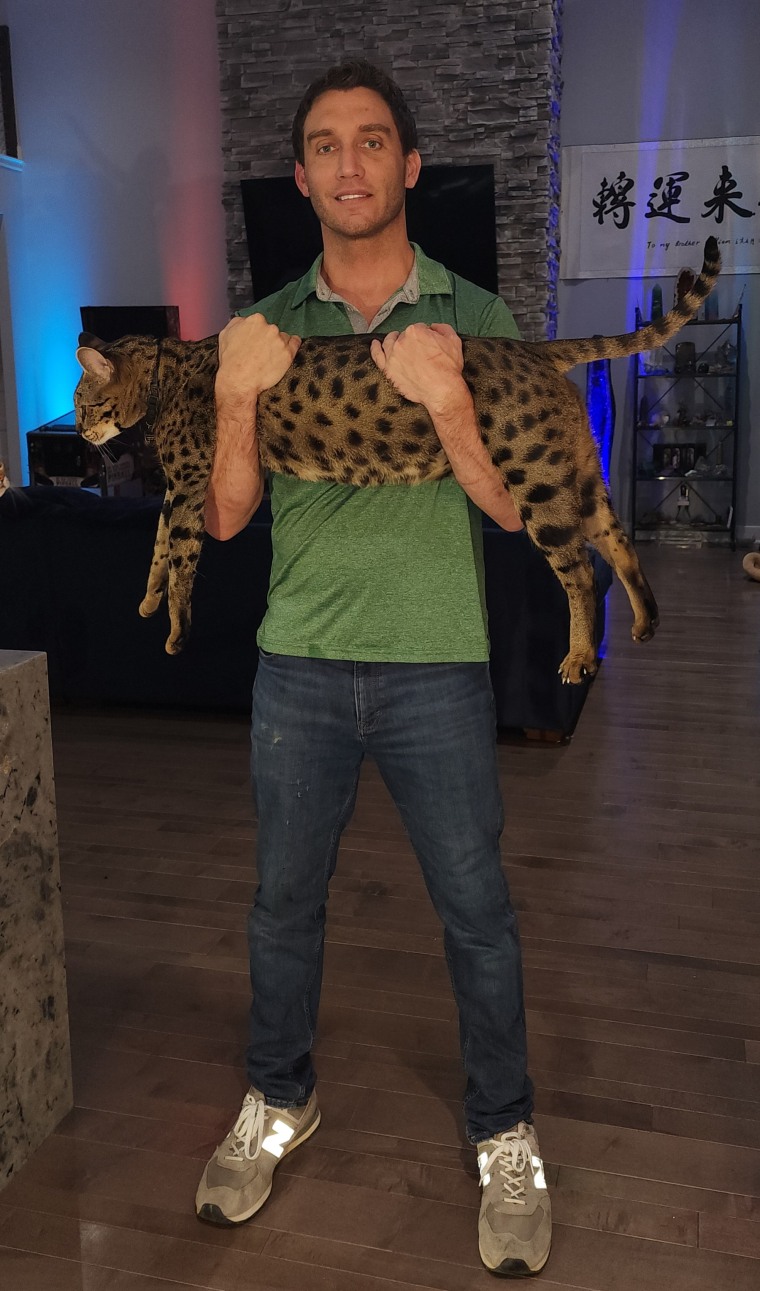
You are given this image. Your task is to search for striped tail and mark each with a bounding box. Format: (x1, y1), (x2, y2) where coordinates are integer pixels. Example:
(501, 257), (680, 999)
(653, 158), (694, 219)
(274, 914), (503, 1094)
(536, 237), (721, 372)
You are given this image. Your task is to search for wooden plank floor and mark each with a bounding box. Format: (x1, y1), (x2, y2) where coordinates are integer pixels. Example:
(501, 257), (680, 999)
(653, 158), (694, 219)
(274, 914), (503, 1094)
(2, 544), (759, 1289)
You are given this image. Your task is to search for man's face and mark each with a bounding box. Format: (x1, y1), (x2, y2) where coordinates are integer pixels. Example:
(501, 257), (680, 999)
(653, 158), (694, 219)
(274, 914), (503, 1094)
(294, 87), (421, 241)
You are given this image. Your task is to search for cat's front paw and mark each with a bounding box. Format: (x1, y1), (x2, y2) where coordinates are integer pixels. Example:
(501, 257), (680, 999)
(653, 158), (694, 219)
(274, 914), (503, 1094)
(139, 592), (164, 617)
(165, 630), (188, 655)
(558, 650), (598, 685)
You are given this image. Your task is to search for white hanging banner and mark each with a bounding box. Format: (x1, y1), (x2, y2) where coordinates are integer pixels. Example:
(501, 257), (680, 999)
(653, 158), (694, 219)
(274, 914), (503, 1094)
(560, 135), (760, 278)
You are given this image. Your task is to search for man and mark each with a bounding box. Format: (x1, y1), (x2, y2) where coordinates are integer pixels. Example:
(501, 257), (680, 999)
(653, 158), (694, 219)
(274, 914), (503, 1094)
(196, 60), (552, 1278)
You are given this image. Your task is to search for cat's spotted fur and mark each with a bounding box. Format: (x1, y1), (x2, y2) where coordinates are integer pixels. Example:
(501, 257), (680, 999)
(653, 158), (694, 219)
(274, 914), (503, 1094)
(74, 238), (720, 681)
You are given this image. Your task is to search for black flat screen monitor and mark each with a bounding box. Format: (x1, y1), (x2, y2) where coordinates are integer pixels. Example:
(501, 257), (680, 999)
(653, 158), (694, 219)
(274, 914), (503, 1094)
(241, 164), (498, 302)
(80, 305), (180, 342)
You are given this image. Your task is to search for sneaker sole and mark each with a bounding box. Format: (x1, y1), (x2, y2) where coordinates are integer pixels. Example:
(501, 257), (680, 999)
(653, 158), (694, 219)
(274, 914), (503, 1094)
(197, 1106), (321, 1227)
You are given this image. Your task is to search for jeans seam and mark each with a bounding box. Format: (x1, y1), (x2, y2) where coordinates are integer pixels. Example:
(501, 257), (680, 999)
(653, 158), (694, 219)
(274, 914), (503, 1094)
(444, 937), (474, 1102)
(301, 767), (361, 1054)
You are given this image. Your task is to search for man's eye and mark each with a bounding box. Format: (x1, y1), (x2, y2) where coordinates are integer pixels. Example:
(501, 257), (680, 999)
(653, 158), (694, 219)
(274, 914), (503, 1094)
(316, 144), (334, 155)
(364, 139), (382, 150)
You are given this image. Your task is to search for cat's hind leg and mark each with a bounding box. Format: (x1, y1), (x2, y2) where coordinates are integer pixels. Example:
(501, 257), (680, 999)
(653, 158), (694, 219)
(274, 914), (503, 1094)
(536, 536), (599, 684)
(139, 496), (170, 618)
(582, 487), (659, 643)
(563, 377), (658, 647)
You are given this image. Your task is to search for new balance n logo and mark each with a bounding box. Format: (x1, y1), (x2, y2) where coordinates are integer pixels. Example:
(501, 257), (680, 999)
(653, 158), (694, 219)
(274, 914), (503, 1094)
(262, 1118), (296, 1159)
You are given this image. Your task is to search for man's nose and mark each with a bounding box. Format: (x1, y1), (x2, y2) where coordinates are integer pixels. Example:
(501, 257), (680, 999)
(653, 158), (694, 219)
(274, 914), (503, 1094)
(336, 146), (364, 178)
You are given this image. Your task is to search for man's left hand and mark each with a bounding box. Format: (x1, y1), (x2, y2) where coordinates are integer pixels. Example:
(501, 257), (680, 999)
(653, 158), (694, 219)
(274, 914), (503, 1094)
(372, 322), (524, 534)
(370, 323), (470, 418)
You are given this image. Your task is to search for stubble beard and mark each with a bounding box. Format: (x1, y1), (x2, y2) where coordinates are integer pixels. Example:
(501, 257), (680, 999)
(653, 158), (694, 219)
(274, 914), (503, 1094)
(309, 182), (407, 243)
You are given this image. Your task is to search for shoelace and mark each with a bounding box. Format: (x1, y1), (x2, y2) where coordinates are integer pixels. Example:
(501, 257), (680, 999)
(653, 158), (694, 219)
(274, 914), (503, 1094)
(225, 1094), (265, 1163)
(479, 1131), (533, 1203)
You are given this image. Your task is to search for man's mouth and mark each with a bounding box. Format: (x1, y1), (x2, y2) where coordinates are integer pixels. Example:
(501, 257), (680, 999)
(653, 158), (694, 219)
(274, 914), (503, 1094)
(336, 192), (371, 201)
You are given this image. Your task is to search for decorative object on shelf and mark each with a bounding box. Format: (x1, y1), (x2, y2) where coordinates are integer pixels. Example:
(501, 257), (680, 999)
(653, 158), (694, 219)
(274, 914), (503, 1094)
(585, 357), (615, 484)
(648, 410), (670, 428)
(674, 342), (696, 373)
(653, 442), (706, 474)
(704, 285), (720, 321)
(674, 270), (695, 304)
(640, 348), (670, 376)
(675, 483), (691, 523)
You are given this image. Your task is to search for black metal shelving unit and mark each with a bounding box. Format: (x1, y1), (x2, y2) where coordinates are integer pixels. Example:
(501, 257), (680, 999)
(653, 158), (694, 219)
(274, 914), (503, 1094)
(631, 306), (742, 548)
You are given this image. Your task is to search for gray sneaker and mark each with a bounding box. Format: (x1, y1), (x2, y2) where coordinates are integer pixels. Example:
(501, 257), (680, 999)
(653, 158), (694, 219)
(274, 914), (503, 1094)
(196, 1086), (320, 1225)
(476, 1121), (552, 1277)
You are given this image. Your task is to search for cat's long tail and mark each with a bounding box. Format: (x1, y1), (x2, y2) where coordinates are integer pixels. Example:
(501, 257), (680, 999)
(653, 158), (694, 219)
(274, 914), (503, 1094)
(536, 236), (721, 371)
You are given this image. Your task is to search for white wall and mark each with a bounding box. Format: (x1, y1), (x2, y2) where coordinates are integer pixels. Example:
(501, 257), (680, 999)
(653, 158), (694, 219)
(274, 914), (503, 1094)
(0, 0), (228, 482)
(558, 0), (760, 538)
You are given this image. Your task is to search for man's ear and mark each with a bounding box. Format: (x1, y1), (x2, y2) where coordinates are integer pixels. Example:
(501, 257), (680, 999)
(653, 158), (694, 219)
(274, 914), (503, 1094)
(75, 346), (114, 382)
(405, 149), (422, 191)
(294, 160), (310, 198)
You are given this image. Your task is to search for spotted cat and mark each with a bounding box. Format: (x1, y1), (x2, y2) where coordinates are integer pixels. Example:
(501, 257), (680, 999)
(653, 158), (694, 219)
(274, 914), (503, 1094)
(74, 238), (720, 681)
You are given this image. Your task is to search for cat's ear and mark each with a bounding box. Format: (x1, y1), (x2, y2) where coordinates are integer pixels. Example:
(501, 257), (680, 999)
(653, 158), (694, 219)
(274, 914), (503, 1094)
(76, 345), (114, 382)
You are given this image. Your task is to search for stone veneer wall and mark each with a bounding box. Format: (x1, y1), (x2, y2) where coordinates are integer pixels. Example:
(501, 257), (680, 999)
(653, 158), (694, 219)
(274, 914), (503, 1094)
(216, 0), (563, 340)
(0, 651), (73, 1191)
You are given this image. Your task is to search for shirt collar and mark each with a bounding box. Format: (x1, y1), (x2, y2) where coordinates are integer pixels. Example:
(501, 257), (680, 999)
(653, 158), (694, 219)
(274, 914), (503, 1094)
(290, 242), (452, 308)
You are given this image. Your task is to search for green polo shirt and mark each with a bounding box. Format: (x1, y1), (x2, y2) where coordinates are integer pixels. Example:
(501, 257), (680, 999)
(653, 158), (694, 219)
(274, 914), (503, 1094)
(242, 244), (519, 663)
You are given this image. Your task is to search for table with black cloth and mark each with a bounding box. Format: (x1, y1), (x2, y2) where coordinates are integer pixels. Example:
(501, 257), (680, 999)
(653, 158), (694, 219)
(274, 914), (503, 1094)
(0, 488), (611, 738)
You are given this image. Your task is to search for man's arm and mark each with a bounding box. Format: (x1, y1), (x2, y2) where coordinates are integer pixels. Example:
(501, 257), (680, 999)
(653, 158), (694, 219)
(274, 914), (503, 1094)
(205, 315), (301, 541)
(369, 324), (524, 532)
(425, 389), (524, 531)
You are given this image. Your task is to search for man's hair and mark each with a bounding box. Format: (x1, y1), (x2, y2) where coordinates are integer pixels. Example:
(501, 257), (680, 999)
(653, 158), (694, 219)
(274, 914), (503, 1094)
(291, 60), (418, 164)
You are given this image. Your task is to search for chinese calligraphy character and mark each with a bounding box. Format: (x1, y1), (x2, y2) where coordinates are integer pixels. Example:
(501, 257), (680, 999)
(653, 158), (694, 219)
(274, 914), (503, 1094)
(592, 171), (636, 228)
(702, 165), (754, 222)
(645, 172), (690, 223)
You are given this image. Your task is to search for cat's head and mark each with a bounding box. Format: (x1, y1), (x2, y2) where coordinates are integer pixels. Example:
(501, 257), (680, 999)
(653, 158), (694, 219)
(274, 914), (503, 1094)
(74, 333), (152, 445)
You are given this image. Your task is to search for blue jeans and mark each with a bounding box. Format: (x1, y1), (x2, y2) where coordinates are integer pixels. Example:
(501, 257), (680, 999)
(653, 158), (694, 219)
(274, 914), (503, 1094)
(247, 652), (534, 1144)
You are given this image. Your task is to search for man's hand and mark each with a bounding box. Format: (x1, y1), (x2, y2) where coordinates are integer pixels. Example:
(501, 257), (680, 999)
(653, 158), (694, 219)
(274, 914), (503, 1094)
(206, 317), (299, 542)
(372, 322), (523, 533)
(370, 323), (469, 418)
(216, 313), (301, 402)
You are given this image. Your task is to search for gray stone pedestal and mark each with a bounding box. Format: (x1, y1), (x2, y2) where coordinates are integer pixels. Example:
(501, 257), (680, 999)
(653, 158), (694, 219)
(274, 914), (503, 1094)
(0, 650), (73, 1191)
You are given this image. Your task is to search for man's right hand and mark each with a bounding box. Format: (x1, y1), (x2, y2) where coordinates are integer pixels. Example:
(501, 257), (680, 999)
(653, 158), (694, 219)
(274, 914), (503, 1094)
(207, 316), (299, 542)
(216, 313), (301, 402)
